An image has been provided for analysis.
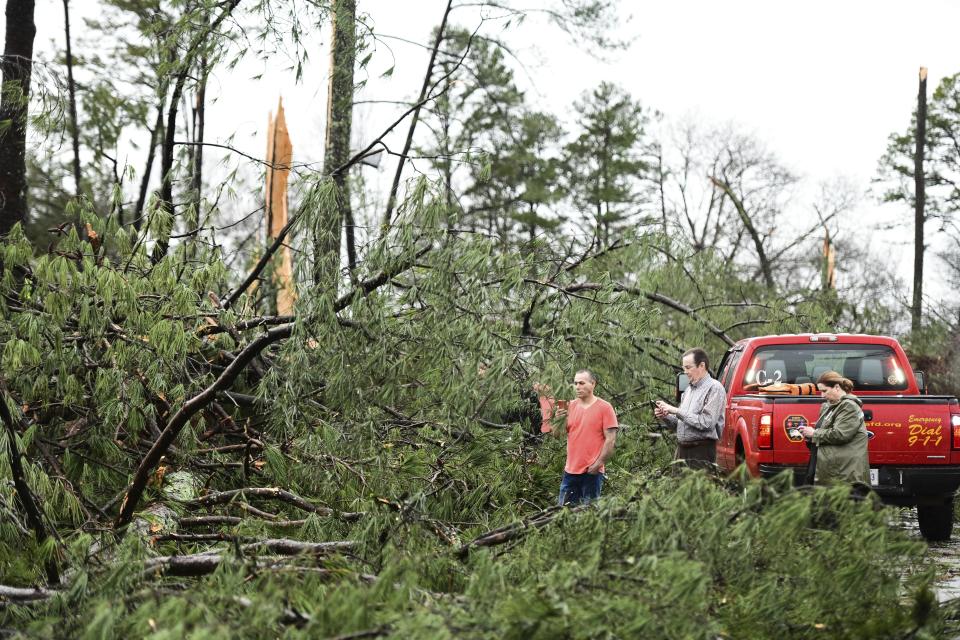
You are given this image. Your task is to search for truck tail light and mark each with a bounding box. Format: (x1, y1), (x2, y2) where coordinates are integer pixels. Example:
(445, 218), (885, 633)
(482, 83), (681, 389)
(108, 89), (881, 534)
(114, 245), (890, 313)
(952, 414), (960, 450)
(758, 414), (773, 449)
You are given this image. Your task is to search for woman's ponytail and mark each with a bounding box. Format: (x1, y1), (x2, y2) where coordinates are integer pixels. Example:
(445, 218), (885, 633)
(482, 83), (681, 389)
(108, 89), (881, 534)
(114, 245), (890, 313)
(816, 370), (854, 393)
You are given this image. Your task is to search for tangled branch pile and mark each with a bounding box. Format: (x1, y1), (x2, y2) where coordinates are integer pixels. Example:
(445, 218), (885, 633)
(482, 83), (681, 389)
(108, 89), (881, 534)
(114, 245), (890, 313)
(0, 184), (947, 637)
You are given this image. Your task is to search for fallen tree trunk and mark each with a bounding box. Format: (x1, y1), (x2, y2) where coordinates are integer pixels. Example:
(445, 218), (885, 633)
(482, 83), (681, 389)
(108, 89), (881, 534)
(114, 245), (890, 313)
(144, 539), (360, 577)
(186, 486), (364, 521)
(0, 584), (60, 604)
(457, 505), (577, 558)
(178, 515), (309, 528)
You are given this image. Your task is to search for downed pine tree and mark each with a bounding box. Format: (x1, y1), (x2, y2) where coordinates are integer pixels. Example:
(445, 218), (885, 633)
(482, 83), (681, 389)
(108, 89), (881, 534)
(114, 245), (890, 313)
(0, 181), (952, 636)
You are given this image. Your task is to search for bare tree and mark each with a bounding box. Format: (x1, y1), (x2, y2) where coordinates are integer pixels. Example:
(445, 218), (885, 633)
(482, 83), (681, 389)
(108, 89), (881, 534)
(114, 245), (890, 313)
(656, 123), (798, 281)
(913, 67), (928, 332)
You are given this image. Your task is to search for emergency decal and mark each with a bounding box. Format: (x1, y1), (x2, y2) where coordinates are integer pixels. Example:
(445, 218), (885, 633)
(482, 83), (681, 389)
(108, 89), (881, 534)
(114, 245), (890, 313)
(784, 415), (808, 442)
(907, 414), (943, 448)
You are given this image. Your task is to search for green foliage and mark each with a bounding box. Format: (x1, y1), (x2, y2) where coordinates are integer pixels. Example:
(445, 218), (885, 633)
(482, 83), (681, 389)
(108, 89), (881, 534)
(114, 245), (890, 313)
(1, 170), (925, 637)
(5, 457), (944, 638)
(564, 81), (654, 246)
(876, 71), (960, 332)
(2, 3), (952, 637)
(901, 319), (960, 397)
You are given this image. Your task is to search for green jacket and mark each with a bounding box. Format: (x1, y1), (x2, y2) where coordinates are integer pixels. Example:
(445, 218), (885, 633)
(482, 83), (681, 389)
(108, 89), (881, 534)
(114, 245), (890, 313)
(811, 394), (870, 485)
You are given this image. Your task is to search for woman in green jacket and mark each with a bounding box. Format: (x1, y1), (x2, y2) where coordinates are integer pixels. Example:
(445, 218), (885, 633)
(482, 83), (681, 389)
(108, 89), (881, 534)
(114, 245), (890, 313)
(798, 370), (870, 485)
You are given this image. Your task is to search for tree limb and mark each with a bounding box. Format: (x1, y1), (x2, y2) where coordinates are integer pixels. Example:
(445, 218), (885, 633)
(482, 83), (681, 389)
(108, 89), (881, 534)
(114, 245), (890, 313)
(539, 280), (736, 346)
(381, 0), (454, 228)
(114, 322), (294, 530)
(0, 388), (60, 584)
(143, 539), (359, 577)
(117, 247), (430, 531)
(0, 584), (59, 604)
(709, 176), (775, 290)
(187, 487), (363, 521)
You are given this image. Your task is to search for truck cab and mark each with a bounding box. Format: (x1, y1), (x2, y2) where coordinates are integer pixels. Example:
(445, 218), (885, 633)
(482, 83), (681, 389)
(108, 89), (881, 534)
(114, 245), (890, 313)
(712, 333), (960, 540)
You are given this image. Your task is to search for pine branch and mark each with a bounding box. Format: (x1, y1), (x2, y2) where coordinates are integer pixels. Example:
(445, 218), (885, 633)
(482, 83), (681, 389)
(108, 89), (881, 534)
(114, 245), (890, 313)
(116, 246), (429, 531)
(529, 279), (736, 346)
(457, 504), (575, 558)
(113, 322), (293, 530)
(0, 388), (60, 585)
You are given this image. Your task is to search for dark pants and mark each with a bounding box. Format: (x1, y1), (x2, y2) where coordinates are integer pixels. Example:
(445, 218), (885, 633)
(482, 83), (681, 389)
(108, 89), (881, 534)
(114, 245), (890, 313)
(802, 441), (818, 485)
(558, 471), (603, 506)
(674, 439), (716, 470)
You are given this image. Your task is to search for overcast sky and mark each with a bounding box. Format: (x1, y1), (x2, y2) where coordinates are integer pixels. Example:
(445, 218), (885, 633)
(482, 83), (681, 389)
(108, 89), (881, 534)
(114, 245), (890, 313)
(13, 0), (960, 302)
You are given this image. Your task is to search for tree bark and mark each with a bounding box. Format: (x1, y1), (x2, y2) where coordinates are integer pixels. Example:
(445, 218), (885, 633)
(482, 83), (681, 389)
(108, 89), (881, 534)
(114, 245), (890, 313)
(62, 0), (81, 202)
(190, 53), (207, 212)
(317, 0), (357, 284)
(912, 67), (927, 334)
(0, 0), (37, 236)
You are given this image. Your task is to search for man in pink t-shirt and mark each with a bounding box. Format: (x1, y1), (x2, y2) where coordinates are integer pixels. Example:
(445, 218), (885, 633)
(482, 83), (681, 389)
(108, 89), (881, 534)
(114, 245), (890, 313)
(539, 369), (618, 505)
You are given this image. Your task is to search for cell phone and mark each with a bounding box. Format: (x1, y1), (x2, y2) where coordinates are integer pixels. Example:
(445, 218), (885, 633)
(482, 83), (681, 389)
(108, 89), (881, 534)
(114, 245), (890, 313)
(649, 400), (660, 409)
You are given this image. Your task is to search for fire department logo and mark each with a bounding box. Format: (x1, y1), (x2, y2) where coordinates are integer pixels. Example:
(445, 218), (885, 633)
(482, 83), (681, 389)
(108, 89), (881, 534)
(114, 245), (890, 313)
(784, 415), (808, 442)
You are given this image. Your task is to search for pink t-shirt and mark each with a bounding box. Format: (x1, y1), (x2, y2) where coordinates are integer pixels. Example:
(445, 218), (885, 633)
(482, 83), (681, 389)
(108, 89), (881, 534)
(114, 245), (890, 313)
(564, 398), (618, 474)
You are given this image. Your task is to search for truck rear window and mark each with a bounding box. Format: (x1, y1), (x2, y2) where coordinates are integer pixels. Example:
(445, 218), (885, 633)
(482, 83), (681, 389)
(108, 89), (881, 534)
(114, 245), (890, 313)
(741, 344), (909, 392)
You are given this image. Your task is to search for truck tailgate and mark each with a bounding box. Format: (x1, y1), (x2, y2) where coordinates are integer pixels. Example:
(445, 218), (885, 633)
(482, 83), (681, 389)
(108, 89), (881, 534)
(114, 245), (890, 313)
(860, 398), (955, 465)
(768, 396), (958, 466)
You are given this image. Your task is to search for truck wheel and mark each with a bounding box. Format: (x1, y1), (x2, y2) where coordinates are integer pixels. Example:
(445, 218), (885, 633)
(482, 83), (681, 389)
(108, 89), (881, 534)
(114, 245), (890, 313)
(735, 440), (745, 468)
(917, 501), (954, 542)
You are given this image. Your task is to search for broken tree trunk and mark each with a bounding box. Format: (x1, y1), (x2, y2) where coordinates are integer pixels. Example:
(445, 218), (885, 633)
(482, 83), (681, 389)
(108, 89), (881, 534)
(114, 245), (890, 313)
(266, 97), (296, 315)
(822, 231), (836, 290)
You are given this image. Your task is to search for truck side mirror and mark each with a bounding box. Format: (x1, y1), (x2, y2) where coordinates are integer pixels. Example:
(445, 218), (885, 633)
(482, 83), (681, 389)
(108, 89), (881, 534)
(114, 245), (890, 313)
(914, 370), (927, 395)
(676, 373), (689, 403)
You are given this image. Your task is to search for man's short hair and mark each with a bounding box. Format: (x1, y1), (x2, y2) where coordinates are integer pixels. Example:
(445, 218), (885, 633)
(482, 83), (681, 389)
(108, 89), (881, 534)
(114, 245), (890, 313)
(576, 368), (597, 384)
(683, 348), (709, 370)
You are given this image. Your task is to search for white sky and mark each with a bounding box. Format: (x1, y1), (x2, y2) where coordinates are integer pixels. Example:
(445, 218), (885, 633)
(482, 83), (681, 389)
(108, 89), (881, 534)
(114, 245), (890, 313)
(12, 0), (960, 304)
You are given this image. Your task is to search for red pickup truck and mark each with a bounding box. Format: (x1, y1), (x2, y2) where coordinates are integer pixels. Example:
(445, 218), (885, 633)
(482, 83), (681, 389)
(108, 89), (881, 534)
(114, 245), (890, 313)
(702, 333), (960, 540)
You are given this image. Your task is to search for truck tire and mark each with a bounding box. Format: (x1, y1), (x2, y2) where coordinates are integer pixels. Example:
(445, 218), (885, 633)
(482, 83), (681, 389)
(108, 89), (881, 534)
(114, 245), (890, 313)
(917, 501), (953, 542)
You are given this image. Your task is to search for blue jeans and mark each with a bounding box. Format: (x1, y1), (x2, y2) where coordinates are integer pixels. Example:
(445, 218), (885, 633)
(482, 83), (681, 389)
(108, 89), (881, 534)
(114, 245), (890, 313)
(558, 471), (603, 506)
